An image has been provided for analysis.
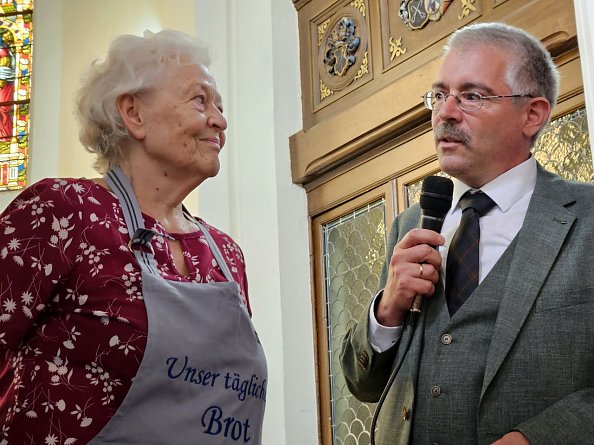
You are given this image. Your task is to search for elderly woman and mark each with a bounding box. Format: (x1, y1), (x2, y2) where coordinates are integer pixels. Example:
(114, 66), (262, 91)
(0, 30), (266, 444)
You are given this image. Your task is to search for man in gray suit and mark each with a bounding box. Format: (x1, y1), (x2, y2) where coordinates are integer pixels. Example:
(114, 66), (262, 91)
(340, 22), (594, 445)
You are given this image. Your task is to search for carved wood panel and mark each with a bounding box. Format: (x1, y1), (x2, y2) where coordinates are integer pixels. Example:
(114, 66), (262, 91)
(313, 0), (372, 110)
(379, 0), (480, 72)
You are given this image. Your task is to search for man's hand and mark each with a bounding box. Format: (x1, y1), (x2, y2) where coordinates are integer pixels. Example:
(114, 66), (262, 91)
(491, 431), (530, 445)
(376, 228), (445, 327)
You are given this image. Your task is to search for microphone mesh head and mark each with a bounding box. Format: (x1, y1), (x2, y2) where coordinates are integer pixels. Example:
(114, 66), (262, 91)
(419, 176), (454, 215)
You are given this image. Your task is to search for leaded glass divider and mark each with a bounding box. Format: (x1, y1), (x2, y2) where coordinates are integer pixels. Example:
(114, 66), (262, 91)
(323, 199), (386, 445)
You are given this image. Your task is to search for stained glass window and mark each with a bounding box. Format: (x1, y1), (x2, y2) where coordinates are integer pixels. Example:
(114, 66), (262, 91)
(0, 0), (33, 192)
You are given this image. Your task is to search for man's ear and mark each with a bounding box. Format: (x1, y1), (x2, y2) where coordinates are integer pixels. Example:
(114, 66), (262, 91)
(116, 93), (146, 140)
(523, 97), (551, 139)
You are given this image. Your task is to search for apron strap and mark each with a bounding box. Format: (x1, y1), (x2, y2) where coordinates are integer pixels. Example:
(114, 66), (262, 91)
(196, 221), (235, 283)
(182, 208), (235, 283)
(104, 168), (159, 273)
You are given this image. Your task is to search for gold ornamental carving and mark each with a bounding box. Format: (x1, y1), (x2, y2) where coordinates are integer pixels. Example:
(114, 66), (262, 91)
(389, 36), (407, 60)
(354, 52), (369, 80)
(350, 0), (366, 17)
(318, 19), (331, 46)
(320, 80), (335, 101)
(458, 0), (477, 19)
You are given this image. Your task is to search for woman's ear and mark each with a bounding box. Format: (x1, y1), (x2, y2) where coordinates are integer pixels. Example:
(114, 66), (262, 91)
(116, 93), (146, 140)
(523, 97), (551, 139)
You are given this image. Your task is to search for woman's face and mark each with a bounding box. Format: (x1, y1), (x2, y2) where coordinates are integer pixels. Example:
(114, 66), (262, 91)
(136, 62), (227, 184)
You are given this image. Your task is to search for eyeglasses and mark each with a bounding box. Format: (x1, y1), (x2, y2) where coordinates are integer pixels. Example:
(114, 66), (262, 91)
(422, 91), (534, 112)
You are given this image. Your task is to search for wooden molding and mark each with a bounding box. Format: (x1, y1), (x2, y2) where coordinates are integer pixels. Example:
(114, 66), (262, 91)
(293, 0), (312, 11)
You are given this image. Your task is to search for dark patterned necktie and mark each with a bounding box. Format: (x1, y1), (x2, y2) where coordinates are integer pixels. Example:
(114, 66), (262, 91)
(446, 191), (496, 315)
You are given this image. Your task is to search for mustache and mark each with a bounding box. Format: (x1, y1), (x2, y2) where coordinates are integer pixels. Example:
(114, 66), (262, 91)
(434, 122), (471, 145)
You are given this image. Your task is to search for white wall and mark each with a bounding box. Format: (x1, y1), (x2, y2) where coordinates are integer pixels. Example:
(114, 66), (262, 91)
(28, 0), (61, 188)
(269, 2), (319, 442)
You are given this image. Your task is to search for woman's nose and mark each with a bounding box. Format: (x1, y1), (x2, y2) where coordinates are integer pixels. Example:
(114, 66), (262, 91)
(209, 107), (227, 131)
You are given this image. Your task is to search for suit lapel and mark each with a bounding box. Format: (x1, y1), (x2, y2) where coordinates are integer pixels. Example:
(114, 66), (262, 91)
(481, 167), (576, 397)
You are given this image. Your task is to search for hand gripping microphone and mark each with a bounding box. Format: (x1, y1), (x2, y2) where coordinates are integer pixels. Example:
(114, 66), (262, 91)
(409, 175), (453, 314)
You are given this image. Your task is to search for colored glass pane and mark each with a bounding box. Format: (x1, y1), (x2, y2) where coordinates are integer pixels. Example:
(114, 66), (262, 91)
(323, 200), (385, 445)
(0, 0), (33, 191)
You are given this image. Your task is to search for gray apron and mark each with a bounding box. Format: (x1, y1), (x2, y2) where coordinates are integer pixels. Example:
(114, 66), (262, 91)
(89, 167), (267, 444)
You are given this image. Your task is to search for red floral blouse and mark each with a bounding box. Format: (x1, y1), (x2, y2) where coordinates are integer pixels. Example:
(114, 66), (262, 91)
(0, 178), (250, 444)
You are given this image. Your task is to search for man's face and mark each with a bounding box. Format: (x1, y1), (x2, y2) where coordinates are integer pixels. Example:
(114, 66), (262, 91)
(431, 45), (533, 188)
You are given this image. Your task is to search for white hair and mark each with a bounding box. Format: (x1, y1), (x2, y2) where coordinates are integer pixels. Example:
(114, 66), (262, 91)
(75, 29), (212, 173)
(445, 22), (559, 140)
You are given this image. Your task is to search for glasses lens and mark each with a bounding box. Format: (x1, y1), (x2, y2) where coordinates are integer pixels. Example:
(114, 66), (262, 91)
(459, 92), (482, 111)
(423, 92), (436, 110)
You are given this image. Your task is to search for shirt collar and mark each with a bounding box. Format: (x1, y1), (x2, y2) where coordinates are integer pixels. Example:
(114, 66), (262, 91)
(450, 156), (537, 213)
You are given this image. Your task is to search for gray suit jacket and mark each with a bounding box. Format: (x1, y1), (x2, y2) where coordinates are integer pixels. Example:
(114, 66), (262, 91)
(340, 165), (594, 444)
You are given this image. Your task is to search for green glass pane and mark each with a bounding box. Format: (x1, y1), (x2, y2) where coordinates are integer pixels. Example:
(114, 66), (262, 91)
(323, 200), (386, 445)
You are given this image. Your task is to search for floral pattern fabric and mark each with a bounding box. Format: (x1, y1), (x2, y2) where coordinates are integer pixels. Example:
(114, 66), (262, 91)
(0, 178), (250, 444)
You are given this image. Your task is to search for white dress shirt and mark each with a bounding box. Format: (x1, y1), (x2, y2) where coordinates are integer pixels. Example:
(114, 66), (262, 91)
(368, 156), (537, 352)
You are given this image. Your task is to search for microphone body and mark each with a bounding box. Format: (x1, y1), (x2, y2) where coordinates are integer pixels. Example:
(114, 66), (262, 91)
(410, 176), (453, 314)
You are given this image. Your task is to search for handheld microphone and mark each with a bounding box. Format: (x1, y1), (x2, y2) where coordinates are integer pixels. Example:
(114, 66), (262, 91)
(410, 175), (453, 314)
